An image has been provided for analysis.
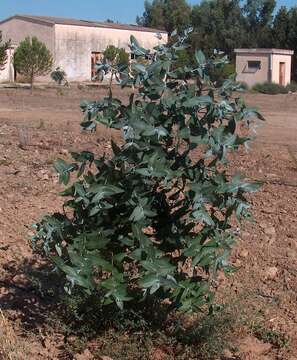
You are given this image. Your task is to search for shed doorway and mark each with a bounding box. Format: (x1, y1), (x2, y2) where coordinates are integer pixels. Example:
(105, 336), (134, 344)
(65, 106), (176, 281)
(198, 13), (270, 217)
(279, 62), (285, 86)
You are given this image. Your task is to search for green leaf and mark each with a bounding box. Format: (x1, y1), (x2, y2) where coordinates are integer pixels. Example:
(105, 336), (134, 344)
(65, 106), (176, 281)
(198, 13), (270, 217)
(183, 96), (212, 108)
(129, 205), (145, 222)
(192, 208), (215, 226)
(195, 50), (206, 65)
(88, 184), (124, 202)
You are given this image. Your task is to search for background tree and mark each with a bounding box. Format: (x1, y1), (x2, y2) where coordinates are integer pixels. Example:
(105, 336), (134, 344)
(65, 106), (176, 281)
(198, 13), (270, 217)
(103, 45), (129, 66)
(0, 31), (10, 71)
(14, 36), (53, 90)
(190, 0), (247, 58)
(137, 0), (166, 30)
(136, 0), (297, 80)
(272, 6), (290, 49)
(287, 7), (297, 80)
(137, 0), (191, 35)
(243, 0), (276, 47)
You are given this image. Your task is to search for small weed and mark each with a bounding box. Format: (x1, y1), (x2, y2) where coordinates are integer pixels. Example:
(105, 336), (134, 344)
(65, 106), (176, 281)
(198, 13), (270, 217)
(36, 119), (45, 130)
(0, 159), (11, 166)
(56, 88), (64, 96)
(173, 304), (241, 359)
(45, 154), (56, 165)
(17, 126), (29, 149)
(250, 322), (289, 349)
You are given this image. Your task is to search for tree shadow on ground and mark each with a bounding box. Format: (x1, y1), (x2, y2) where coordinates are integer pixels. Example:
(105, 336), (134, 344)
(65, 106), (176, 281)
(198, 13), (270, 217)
(0, 257), (63, 331)
(0, 256), (170, 335)
(0, 256), (240, 359)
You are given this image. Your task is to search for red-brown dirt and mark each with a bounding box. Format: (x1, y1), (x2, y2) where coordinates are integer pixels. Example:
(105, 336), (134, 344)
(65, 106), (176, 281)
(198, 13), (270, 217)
(0, 87), (297, 359)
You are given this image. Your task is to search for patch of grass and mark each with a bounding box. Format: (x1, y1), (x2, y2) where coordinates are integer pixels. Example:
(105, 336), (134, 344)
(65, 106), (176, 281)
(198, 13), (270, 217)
(23, 265), (247, 359)
(286, 81), (297, 93)
(252, 82), (288, 95)
(53, 292), (242, 359)
(0, 159), (11, 166)
(173, 304), (241, 359)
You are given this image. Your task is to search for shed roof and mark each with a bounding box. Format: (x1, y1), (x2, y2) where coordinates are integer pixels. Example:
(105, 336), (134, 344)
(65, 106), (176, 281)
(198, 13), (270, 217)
(235, 48), (294, 55)
(0, 14), (167, 34)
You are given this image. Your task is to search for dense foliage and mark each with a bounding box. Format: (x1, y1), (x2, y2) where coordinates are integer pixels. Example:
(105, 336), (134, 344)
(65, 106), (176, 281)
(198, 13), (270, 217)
(0, 31), (10, 71)
(190, 0), (248, 59)
(137, 0), (191, 35)
(14, 37), (53, 89)
(32, 33), (262, 312)
(103, 45), (130, 66)
(137, 0), (297, 79)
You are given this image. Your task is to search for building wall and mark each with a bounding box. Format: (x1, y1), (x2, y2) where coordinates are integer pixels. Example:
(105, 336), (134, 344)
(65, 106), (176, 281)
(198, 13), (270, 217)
(0, 48), (15, 82)
(271, 54), (292, 86)
(54, 24), (168, 81)
(236, 53), (270, 87)
(0, 18), (55, 54)
(0, 18), (55, 82)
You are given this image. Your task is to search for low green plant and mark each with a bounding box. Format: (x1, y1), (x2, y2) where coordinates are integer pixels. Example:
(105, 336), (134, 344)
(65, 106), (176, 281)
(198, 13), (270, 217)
(286, 81), (297, 93)
(31, 31), (263, 313)
(51, 67), (68, 86)
(236, 81), (249, 91)
(250, 322), (289, 349)
(252, 82), (288, 95)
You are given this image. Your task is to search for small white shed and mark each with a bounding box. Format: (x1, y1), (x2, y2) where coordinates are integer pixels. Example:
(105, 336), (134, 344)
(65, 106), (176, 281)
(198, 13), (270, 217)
(235, 48), (294, 87)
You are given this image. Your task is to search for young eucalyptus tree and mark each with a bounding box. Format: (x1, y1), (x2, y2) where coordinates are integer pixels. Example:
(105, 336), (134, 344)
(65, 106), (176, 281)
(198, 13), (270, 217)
(32, 32), (262, 312)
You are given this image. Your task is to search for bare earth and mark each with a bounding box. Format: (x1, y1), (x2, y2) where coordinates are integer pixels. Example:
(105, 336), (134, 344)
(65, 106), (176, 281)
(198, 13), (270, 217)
(0, 86), (297, 359)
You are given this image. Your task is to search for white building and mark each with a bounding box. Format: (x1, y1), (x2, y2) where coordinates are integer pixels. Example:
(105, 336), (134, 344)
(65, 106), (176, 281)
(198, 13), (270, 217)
(235, 48), (294, 88)
(0, 14), (168, 82)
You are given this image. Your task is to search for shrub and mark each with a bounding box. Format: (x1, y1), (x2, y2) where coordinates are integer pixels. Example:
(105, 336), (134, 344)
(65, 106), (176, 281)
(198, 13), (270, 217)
(14, 36), (53, 90)
(103, 45), (129, 66)
(95, 45), (130, 82)
(252, 82), (288, 95)
(51, 67), (68, 86)
(31, 33), (263, 313)
(286, 81), (297, 93)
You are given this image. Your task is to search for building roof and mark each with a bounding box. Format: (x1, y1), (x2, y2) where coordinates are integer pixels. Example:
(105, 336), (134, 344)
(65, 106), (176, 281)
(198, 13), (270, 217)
(0, 14), (167, 34)
(235, 48), (294, 55)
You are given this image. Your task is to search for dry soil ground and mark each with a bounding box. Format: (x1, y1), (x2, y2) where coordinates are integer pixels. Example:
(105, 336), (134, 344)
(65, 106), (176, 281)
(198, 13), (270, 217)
(0, 86), (297, 360)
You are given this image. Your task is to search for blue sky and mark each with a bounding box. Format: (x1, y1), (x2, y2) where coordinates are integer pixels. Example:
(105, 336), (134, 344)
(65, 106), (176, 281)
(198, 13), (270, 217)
(0, 0), (296, 25)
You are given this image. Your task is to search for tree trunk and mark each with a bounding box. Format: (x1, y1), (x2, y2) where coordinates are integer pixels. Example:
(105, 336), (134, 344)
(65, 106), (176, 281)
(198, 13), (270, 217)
(30, 72), (34, 94)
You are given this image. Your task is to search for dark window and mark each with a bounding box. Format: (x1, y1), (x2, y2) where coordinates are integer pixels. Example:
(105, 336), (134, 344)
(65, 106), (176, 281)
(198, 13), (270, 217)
(130, 53), (135, 60)
(247, 60), (261, 70)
